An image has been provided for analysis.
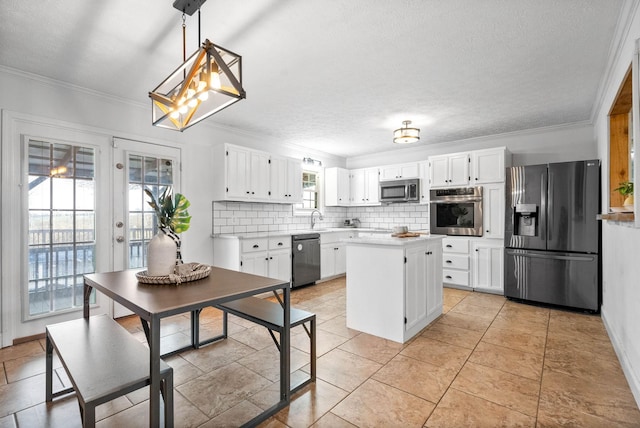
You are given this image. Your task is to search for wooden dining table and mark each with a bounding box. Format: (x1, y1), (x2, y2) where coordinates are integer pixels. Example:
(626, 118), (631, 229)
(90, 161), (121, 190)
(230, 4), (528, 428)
(83, 267), (291, 428)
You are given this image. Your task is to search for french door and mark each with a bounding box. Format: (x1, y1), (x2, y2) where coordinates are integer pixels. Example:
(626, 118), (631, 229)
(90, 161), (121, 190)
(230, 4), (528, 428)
(1, 115), (182, 345)
(112, 138), (181, 317)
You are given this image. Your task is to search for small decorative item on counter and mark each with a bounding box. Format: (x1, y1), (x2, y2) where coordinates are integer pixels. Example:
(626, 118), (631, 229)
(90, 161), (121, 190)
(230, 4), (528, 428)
(144, 187), (191, 276)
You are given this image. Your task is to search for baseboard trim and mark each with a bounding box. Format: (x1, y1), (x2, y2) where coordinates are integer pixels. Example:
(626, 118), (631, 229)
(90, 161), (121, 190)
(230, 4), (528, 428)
(601, 307), (640, 409)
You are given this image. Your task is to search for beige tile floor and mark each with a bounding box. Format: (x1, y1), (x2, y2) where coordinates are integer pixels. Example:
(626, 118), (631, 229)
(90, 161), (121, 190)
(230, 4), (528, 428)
(1, 277), (639, 427)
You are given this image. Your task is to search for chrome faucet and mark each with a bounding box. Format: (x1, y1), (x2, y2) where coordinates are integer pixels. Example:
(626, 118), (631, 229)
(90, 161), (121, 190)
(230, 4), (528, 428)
(310, 209), (324, 229)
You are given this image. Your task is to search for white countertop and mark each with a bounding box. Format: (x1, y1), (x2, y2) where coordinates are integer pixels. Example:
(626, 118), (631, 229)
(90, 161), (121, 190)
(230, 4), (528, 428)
(212, 227), (393, 240)
(347, 234), (445, 246)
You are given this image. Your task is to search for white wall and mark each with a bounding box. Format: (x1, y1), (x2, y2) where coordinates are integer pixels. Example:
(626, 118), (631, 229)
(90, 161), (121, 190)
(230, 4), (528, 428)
(592, 0), (640, 407)
(347, 122), (596, 169)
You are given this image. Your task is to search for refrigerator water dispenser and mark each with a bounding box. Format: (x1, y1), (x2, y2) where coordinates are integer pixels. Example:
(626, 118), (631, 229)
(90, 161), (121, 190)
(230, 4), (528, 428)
(514, 204), (538, 236)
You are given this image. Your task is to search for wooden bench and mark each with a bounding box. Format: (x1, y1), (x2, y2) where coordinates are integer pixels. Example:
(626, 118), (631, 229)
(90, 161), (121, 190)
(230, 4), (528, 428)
(45, 314), (173, 427)
(204, 296), (316, 394)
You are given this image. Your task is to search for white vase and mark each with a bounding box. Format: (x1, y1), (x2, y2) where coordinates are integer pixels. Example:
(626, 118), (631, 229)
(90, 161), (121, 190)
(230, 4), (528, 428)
(147, 231), (177, 276)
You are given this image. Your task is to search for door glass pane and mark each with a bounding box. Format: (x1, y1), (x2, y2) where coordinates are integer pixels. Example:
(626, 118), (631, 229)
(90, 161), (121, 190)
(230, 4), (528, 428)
(128, 155), (173, 268)
(27, 140), (96, 317)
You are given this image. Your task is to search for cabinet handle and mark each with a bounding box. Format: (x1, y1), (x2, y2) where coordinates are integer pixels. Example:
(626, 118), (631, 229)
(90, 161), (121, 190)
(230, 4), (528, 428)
(446, 275), (452, 279)
(270, 257), (273, 260)
(278, 242), (283, 246)
(475, 249), (479, 252)
(246, 191), (250, 194)
(446, 260), (452, 263)
(253, 244), (259, 248)
(486, 230), (490, 233)
(251, 191), (255, 194)
(265, 257), (269, 260)
(446, 244), (453, 248)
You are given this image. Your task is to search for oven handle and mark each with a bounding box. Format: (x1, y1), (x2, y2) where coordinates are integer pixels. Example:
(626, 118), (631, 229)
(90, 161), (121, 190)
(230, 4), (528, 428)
(430, 198), (482, 203)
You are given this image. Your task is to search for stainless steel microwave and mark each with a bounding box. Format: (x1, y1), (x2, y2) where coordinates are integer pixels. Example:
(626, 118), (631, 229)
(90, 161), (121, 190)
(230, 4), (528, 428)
(379, 179), (420, 203)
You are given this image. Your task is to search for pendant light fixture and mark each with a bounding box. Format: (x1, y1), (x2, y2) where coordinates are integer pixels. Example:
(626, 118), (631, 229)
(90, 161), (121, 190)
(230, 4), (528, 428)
(393, 120), (420, 144)
(149, 0), (245, 132)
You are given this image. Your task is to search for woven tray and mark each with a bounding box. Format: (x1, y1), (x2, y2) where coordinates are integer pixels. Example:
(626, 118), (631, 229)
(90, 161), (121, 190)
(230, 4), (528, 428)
(136, 263), (211, 285)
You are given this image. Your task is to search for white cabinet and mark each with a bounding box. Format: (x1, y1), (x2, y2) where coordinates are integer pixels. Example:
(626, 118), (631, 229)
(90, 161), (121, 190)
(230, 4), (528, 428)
(271, 155), (302, 203)
(429, 153), (470, 188)
(471, 148), (507, 184)
(213, 235), (291, 282)
(350, 167), (379, 205)
(471, 240), (503, 294)
(223, 145), (270, 200)
(405, 240), (443, 332)
(483, 183), (505, 239)
(212, 143), (299, 203)
(429, 147), (510, 189)
(324, 167), (351, 207)
(320, 231), (354, 278)
(441, 236), (504, 293)
(419, 160), (430, 204)
(379, 163), (420, 181)
(442, 237), (471, 289)
(346, 238), (444, 343)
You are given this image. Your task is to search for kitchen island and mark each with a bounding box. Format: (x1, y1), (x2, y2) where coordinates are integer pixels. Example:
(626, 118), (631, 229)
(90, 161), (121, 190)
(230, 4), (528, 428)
(346, 234), (445, 343)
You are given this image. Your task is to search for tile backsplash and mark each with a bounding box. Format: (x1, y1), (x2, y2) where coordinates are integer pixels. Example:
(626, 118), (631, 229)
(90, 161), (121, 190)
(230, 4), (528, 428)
(212, 202), (429, 235)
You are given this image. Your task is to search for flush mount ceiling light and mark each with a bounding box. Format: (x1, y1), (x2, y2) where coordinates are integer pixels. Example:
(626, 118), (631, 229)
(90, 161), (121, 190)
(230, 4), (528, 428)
(393, 120), (420, 144)
(149, 0), (246, 132)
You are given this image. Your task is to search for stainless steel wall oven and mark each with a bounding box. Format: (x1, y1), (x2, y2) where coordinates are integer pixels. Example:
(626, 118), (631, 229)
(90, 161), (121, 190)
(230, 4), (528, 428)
(430, 186), (483, 236)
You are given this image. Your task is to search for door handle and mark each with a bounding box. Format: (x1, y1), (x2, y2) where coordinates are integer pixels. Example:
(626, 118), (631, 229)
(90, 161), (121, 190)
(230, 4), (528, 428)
(116, 236), (124, 243)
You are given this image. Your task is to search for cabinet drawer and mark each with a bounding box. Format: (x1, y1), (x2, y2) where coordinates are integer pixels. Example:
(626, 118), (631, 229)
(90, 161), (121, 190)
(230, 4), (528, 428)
(241, 238), (269, 253)
(443, 269), (469, 286)
(442, 238), (469, 254)
(268, 237), (291, 250)
(443, 254), (469, 270)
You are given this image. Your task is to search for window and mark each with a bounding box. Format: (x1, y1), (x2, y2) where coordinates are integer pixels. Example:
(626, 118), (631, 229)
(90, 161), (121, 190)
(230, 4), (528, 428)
(27, 140), (96, 317)
(127, 155), (174, 269)
(302, 170), (319, 209)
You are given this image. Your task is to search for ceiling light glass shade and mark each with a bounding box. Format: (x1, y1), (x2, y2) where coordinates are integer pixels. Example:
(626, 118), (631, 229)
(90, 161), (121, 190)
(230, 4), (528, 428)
(149, 39), (245, 132)
(393, 120), (420, 144)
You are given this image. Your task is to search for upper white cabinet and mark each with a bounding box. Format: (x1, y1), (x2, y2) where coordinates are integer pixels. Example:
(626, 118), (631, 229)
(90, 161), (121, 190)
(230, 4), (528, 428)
(212, 143), (302, 204)
(220, 144), (270, 200)
(270, 155), (302, 203)
(379, 163), (420, 181)
(482, 183), (505, 239)
(471, 148), (507, 184)
(325, 167), (351, 206)
(429, 147), (511, 189)
(350, 167), (379, 206)
(429, 153), (470, 187)
(419, 160), (430, 204)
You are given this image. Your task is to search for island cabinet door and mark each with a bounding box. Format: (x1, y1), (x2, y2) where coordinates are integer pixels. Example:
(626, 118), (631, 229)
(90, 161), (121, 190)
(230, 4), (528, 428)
(426, 241), (444, 319)
(405, 246), (428, 332)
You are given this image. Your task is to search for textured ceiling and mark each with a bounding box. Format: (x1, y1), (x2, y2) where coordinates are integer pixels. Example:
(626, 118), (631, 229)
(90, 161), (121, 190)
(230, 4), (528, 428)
(0, 0), (624, 157)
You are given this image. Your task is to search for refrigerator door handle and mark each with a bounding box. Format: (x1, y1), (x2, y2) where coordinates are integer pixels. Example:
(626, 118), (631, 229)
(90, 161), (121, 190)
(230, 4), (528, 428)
(539, 172), (546, 241)
(548, 171), (553, 242)
(506, 250), (594, 262)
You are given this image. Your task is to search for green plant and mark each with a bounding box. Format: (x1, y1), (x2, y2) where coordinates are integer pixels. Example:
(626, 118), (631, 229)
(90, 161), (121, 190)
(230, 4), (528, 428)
(144, 187), (191, 233)
(614, 181), (634, 197)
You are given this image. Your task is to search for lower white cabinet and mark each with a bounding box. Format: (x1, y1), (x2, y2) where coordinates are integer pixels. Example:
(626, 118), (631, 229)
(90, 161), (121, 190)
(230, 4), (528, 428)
(442, 237), (471, 288)
(405, 241), (443, 332)
(213, 235), (291, 283)
(471, 240), (503, 294)
(320, 231), (354, 278)
(346, 237), (443, 343)
(442, 236), (504, 293)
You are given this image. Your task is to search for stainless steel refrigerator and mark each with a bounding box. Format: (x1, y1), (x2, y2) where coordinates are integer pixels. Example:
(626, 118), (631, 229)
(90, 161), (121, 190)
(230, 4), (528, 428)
(504, 160), (601, 312)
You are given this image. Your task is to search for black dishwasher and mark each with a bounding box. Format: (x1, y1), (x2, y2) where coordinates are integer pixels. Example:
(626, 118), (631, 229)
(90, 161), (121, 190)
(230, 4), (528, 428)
(291, 233), (321, 288)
